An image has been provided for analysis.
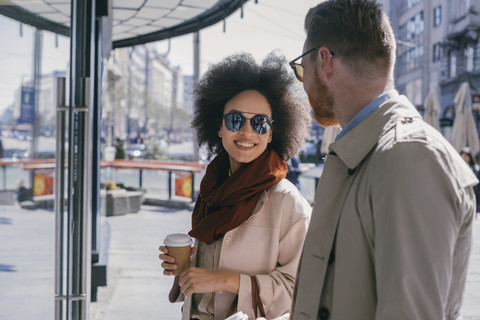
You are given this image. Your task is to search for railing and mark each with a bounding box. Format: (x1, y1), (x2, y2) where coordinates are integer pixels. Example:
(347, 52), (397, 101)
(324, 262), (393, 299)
(101, 159), (208, 202)
(0, 158), (318, 205)
(0, 159), (51, 190)
(3, 159), (207, 202)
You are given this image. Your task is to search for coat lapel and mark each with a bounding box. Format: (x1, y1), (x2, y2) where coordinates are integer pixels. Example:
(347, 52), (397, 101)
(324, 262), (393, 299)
(292, 152), (355, 319)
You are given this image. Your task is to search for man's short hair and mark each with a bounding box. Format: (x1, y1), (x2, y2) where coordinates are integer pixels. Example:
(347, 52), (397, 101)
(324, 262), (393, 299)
(305, 0), (396, 78)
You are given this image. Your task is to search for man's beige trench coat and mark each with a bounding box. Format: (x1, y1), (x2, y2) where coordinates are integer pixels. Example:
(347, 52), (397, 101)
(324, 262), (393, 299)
(292, 95), (478, 320)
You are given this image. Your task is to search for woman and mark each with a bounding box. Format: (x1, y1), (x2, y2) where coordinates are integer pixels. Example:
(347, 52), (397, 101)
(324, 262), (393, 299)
(159, 52), (312, 320)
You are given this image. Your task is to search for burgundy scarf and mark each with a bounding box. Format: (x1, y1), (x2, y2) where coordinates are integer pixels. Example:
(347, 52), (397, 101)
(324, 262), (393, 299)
(189, 148), (287, 244)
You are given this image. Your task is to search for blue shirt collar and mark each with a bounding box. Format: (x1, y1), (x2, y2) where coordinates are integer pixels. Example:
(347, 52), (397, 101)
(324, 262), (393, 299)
(335, 90), (399, 140)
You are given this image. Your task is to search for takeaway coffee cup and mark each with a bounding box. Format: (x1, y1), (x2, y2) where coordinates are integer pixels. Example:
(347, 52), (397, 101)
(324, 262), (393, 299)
(163, 233), (193, 275)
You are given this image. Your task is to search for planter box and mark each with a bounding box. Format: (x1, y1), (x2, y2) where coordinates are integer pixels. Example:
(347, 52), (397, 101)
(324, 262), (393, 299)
(105, 190), (144, 216)
(0, 190), (18, 205)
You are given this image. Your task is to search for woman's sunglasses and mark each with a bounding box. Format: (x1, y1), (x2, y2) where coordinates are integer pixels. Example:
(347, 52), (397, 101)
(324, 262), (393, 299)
(223, 111), (273, 135)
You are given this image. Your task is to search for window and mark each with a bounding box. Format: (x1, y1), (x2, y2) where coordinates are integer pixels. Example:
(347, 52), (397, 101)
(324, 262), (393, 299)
(398, 24), (406, 40)
(450, 53), (457, 77)
(432, 43), (443, 62)
(398, 43), (424, 75)
(433, 5), (442, 27)
(460, 0), (471, 15)
(407, 0), (421, 9)
(417, 11), (424, 34)
(405, 11), (424, 40)
(465, 46), (474, 72)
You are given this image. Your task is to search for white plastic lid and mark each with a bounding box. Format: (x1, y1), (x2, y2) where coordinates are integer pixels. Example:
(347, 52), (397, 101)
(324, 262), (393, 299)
(224, 311), (249, 320)
(163, 233), (192, 247)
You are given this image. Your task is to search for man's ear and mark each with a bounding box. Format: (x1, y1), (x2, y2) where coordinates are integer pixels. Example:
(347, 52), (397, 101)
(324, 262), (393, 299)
(319, 48), (334, 81)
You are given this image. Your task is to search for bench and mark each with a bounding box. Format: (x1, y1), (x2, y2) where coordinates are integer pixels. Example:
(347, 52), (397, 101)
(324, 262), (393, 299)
(102, 189), (144, 216)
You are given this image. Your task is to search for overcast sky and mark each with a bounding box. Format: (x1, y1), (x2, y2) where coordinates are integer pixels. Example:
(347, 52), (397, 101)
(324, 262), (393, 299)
(0, 0), (320, 113)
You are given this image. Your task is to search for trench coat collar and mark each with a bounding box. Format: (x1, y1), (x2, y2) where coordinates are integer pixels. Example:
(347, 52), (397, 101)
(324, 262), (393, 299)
(329, 95), (421, 169)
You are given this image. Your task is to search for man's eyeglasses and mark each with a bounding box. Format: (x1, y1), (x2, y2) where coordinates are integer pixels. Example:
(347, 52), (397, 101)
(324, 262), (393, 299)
(289, 46), (334, 82)
(223, 111), (273, 135)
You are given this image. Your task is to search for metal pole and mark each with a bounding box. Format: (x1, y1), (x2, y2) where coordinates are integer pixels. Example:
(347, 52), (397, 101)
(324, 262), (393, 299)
(168, 171), (172, 199)
(90, 3), (110, 299)
(55, 77), (67, 320)
(2, 166), (6, 190)
(193, 31), (200, 162)
(62, 0), (95, 318)
(32, 29), (42, 159)
(91, 9), (102, 264)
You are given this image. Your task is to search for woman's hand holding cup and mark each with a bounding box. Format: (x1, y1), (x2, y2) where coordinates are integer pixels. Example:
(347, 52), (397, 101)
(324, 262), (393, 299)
(159, 233), (194, 276)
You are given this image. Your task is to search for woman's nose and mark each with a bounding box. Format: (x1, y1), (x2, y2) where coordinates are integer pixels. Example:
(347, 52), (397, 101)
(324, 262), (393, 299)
(238, 119), (255, 134)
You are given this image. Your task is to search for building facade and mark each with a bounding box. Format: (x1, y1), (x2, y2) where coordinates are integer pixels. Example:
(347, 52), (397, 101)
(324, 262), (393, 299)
(183, 75), (195, 116)
(382, 0), (480, 127)
(11, 70), (66, 137)
(102, 44), (185, 144)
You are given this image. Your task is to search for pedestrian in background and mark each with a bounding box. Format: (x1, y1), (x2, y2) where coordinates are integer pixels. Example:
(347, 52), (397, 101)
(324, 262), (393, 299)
(286, 154), (302, 190)
(159, 52), (312, 320)
(288, 0), (478, 319)
(460, 146), (478, 171)
(17, 180), (31, 203)
(460, 147), (480, 215)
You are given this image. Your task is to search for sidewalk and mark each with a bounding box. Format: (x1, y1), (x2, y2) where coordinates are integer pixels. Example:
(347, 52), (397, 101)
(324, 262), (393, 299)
(0, 204), (191, 320)
(0, 204), (479, 319)
(90, 205), (191, 319)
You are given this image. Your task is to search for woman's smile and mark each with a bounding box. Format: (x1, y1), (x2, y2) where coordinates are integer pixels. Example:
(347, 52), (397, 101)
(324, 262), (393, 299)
(235, 140), (256, 148)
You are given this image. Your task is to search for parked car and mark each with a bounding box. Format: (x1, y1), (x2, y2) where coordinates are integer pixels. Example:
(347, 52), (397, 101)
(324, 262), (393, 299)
(4, 148), (29, 159)
(126, 144), (145, 160)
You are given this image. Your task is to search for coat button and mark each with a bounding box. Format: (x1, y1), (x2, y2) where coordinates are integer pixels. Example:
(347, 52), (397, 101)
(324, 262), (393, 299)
(318, 307), (329, 320)
(217, 290), (223, 294)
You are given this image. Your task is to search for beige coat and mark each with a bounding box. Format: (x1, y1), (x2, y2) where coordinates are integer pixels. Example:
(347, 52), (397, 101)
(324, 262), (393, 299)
(292, 96), (478, 320)
(178, 179), (311, 320)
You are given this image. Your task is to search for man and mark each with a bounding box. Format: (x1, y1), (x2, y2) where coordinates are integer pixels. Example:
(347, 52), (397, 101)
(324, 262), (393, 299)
(289, 0), (478, 319)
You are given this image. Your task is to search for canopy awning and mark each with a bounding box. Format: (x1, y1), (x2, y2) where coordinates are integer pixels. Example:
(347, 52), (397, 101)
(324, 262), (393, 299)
(0, 0), (248, 48)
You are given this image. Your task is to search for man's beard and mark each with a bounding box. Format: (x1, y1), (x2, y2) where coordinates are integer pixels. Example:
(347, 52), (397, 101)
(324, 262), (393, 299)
(307, 74), (338, 128)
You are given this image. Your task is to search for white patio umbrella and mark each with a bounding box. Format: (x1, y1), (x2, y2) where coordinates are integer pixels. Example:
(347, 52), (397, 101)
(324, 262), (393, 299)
(451, 82), (480, 156)
(320, 125), (342, 155)
(423, 87), (441, 131)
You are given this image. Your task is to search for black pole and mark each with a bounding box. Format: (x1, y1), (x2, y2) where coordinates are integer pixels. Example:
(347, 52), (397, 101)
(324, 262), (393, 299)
(66, 0), (95, 318)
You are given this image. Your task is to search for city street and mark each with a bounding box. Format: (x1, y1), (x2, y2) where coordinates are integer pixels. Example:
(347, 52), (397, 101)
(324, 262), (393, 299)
(0, 204), (479, 319)
(2, 1), (480, 319)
